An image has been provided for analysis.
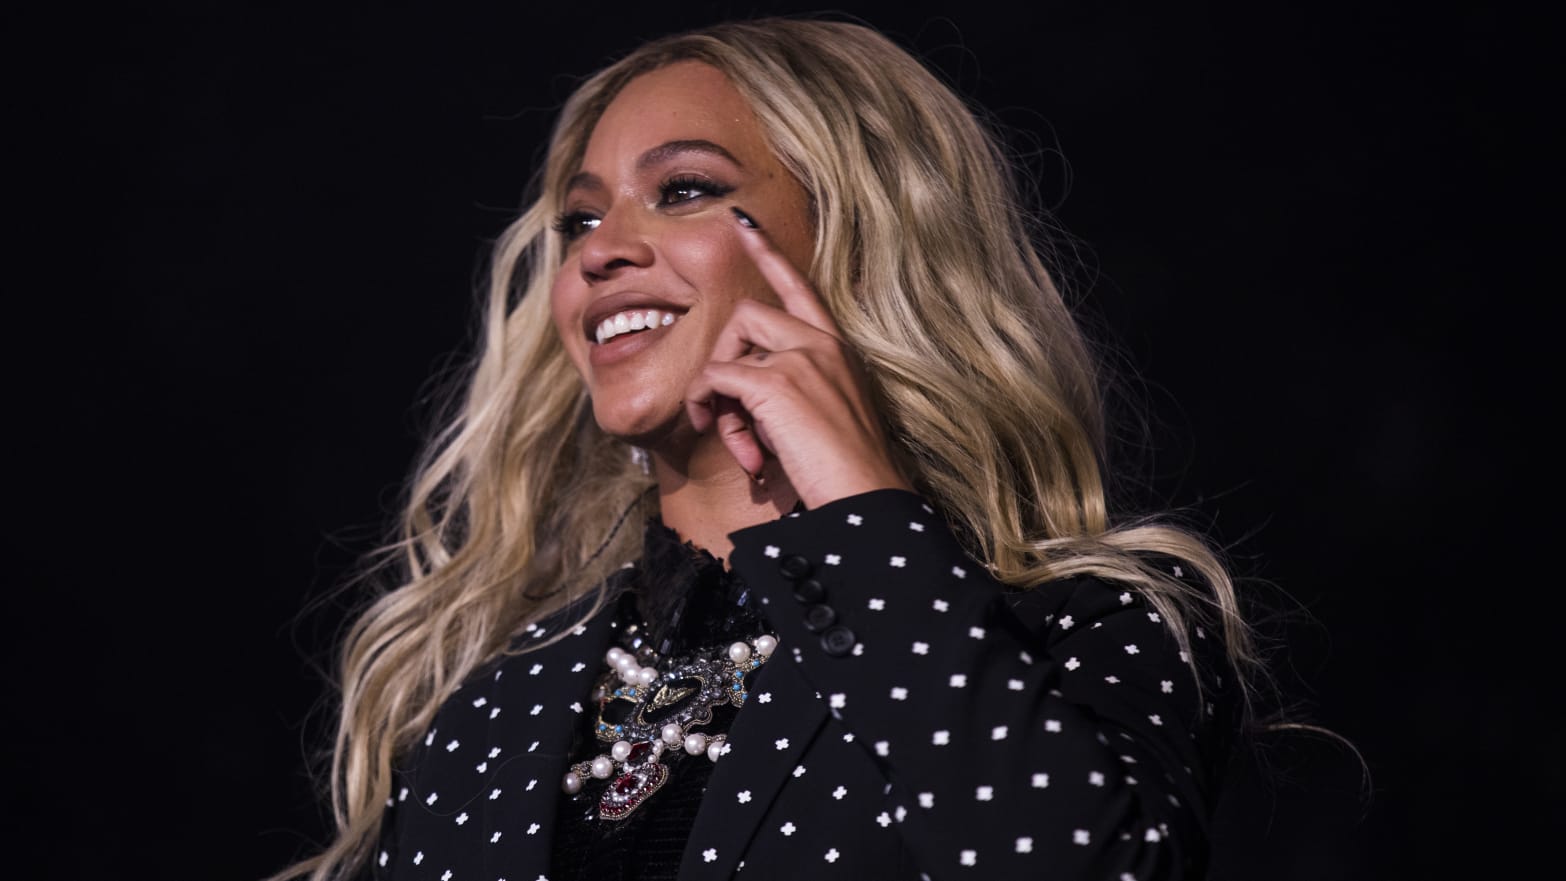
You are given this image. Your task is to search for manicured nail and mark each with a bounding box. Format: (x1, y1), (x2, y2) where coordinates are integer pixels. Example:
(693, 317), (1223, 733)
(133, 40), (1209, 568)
(731, 207), (760, 229)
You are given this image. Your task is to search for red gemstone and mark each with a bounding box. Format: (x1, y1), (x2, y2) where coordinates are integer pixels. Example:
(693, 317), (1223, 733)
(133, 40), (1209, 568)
(626, 741), (654, 766)
(599, 762), (670, 820)
(609, 773), (641, 797)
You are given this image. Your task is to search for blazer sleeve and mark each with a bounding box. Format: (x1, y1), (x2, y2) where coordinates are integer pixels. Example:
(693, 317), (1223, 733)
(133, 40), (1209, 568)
(727, 488), (1233, 880)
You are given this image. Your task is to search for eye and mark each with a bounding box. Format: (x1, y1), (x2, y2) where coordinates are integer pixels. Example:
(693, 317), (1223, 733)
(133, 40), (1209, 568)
(660, 175), (733, 206)
(551, 211), (600, 241)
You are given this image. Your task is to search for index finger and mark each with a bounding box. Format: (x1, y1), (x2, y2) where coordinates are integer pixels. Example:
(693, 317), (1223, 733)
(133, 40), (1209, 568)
(730, 206), (840, 337)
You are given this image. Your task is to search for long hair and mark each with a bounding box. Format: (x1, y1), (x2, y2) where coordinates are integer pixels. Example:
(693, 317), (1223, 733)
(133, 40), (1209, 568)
(274, 17), (1273, 881)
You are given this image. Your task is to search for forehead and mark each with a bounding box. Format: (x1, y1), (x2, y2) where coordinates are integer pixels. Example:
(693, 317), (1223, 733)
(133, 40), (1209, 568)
(583, 60), (771, 169)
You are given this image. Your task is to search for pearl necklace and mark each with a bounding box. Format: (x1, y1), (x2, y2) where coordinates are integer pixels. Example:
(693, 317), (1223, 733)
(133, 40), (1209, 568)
(562, 632), (778, 820)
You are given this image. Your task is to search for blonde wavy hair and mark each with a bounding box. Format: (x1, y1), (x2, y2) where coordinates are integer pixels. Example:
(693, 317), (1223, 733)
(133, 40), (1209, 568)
(274, 17), (1275, 881)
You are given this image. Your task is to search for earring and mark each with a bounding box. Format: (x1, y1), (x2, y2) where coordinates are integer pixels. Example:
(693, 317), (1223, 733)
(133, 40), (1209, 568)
(630, 446), (651, 475)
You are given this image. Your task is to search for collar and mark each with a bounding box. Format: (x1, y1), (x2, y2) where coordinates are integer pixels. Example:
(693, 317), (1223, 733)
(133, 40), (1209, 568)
(618, 517), (767, 660)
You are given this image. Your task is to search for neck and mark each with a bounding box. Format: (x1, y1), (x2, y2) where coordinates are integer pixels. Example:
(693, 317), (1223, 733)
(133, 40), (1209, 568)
(652, 434), (797, 564)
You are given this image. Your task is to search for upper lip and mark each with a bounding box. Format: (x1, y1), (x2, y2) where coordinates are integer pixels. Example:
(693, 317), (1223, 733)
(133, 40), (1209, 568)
(582, 292), (688, 341)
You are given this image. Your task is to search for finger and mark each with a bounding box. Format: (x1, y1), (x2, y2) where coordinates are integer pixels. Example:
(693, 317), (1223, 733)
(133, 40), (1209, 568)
(714, 397), (765, 478)
(685, 389), (725, 436)
(705, 299), (838, 366)
(684, 360), (788, 465)
(730, 206), (840, 336)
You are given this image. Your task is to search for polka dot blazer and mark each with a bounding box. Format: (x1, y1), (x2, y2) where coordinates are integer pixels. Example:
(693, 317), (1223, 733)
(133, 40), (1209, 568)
(373, 490), (1235, 880)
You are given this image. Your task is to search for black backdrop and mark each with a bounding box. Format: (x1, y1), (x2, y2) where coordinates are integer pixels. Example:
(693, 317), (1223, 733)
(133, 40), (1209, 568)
(13, 2), (1552, 879)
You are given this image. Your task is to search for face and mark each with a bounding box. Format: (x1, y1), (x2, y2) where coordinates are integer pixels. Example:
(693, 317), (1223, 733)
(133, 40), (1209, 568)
(548, 61), (814, 450)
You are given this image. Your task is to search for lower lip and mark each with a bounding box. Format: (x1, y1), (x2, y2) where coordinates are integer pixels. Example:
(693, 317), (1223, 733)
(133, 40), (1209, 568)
(588, 323), (677, 367)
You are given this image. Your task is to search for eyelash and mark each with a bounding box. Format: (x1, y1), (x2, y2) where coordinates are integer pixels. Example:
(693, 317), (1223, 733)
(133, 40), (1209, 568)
(660, 175), (733, 206)
(551, 175), (735, 242)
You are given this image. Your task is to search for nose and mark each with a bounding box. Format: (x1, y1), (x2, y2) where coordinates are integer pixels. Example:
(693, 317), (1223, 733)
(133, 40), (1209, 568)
(577, 204), (655, 282)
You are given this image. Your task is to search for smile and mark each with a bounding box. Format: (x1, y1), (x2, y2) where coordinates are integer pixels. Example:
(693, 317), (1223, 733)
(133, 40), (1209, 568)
(594, 308), (681, 345)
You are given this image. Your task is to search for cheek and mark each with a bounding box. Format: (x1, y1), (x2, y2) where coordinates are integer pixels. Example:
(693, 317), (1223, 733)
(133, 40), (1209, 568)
(548, 274), (589, 373)
(665, 224), (772, 310)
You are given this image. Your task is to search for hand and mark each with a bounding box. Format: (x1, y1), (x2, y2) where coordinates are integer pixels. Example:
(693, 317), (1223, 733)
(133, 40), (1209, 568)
(683, 207), (913, 509)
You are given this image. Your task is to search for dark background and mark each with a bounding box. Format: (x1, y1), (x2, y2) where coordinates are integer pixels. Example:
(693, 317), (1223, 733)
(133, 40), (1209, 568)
(13, 2), (1551, 879)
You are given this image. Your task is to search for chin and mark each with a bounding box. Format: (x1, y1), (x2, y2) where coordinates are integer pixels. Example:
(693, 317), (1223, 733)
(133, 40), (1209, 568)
(590, 397), (692, 451)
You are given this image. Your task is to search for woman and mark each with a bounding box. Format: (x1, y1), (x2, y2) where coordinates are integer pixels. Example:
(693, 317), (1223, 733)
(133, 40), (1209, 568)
(276, 17), (1267, 881)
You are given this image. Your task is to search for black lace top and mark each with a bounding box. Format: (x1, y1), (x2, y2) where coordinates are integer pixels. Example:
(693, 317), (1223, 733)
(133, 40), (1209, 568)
(549, 517), (769, 880)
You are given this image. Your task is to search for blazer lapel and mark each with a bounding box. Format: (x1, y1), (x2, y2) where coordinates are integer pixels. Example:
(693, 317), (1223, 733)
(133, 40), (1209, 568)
(678, 650), (829, 879)
(486, 600), (617, 881)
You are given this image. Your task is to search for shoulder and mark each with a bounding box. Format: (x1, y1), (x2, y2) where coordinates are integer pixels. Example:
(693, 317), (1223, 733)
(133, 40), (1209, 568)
(1001, 573), (1193, 675)
(1004, 568), (1237, 732)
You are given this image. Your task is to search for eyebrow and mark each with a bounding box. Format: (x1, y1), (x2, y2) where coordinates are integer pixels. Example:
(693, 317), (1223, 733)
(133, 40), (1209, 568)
(637, 139), (742, 170)
(563, 139), (744, 195)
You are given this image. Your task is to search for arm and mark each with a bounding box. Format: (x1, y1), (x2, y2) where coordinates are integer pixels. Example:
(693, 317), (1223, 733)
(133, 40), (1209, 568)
(730, 488), (1229, 880)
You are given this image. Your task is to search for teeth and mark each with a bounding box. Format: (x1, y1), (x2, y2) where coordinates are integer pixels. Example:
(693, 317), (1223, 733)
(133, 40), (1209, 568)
(595, 308), (680, 344)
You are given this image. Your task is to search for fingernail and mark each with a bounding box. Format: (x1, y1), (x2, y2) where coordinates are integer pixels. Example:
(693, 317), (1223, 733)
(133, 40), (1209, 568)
(748, 468), (765, 484)
(731, 207), (760, 229)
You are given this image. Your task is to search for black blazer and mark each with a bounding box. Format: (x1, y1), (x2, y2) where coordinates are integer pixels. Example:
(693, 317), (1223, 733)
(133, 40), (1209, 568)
(375, 490), (1232, 880)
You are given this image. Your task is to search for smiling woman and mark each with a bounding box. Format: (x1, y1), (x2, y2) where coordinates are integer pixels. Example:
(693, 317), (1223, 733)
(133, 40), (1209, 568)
(548, 61), (820, 473)
(271, 17), (1278, 881)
